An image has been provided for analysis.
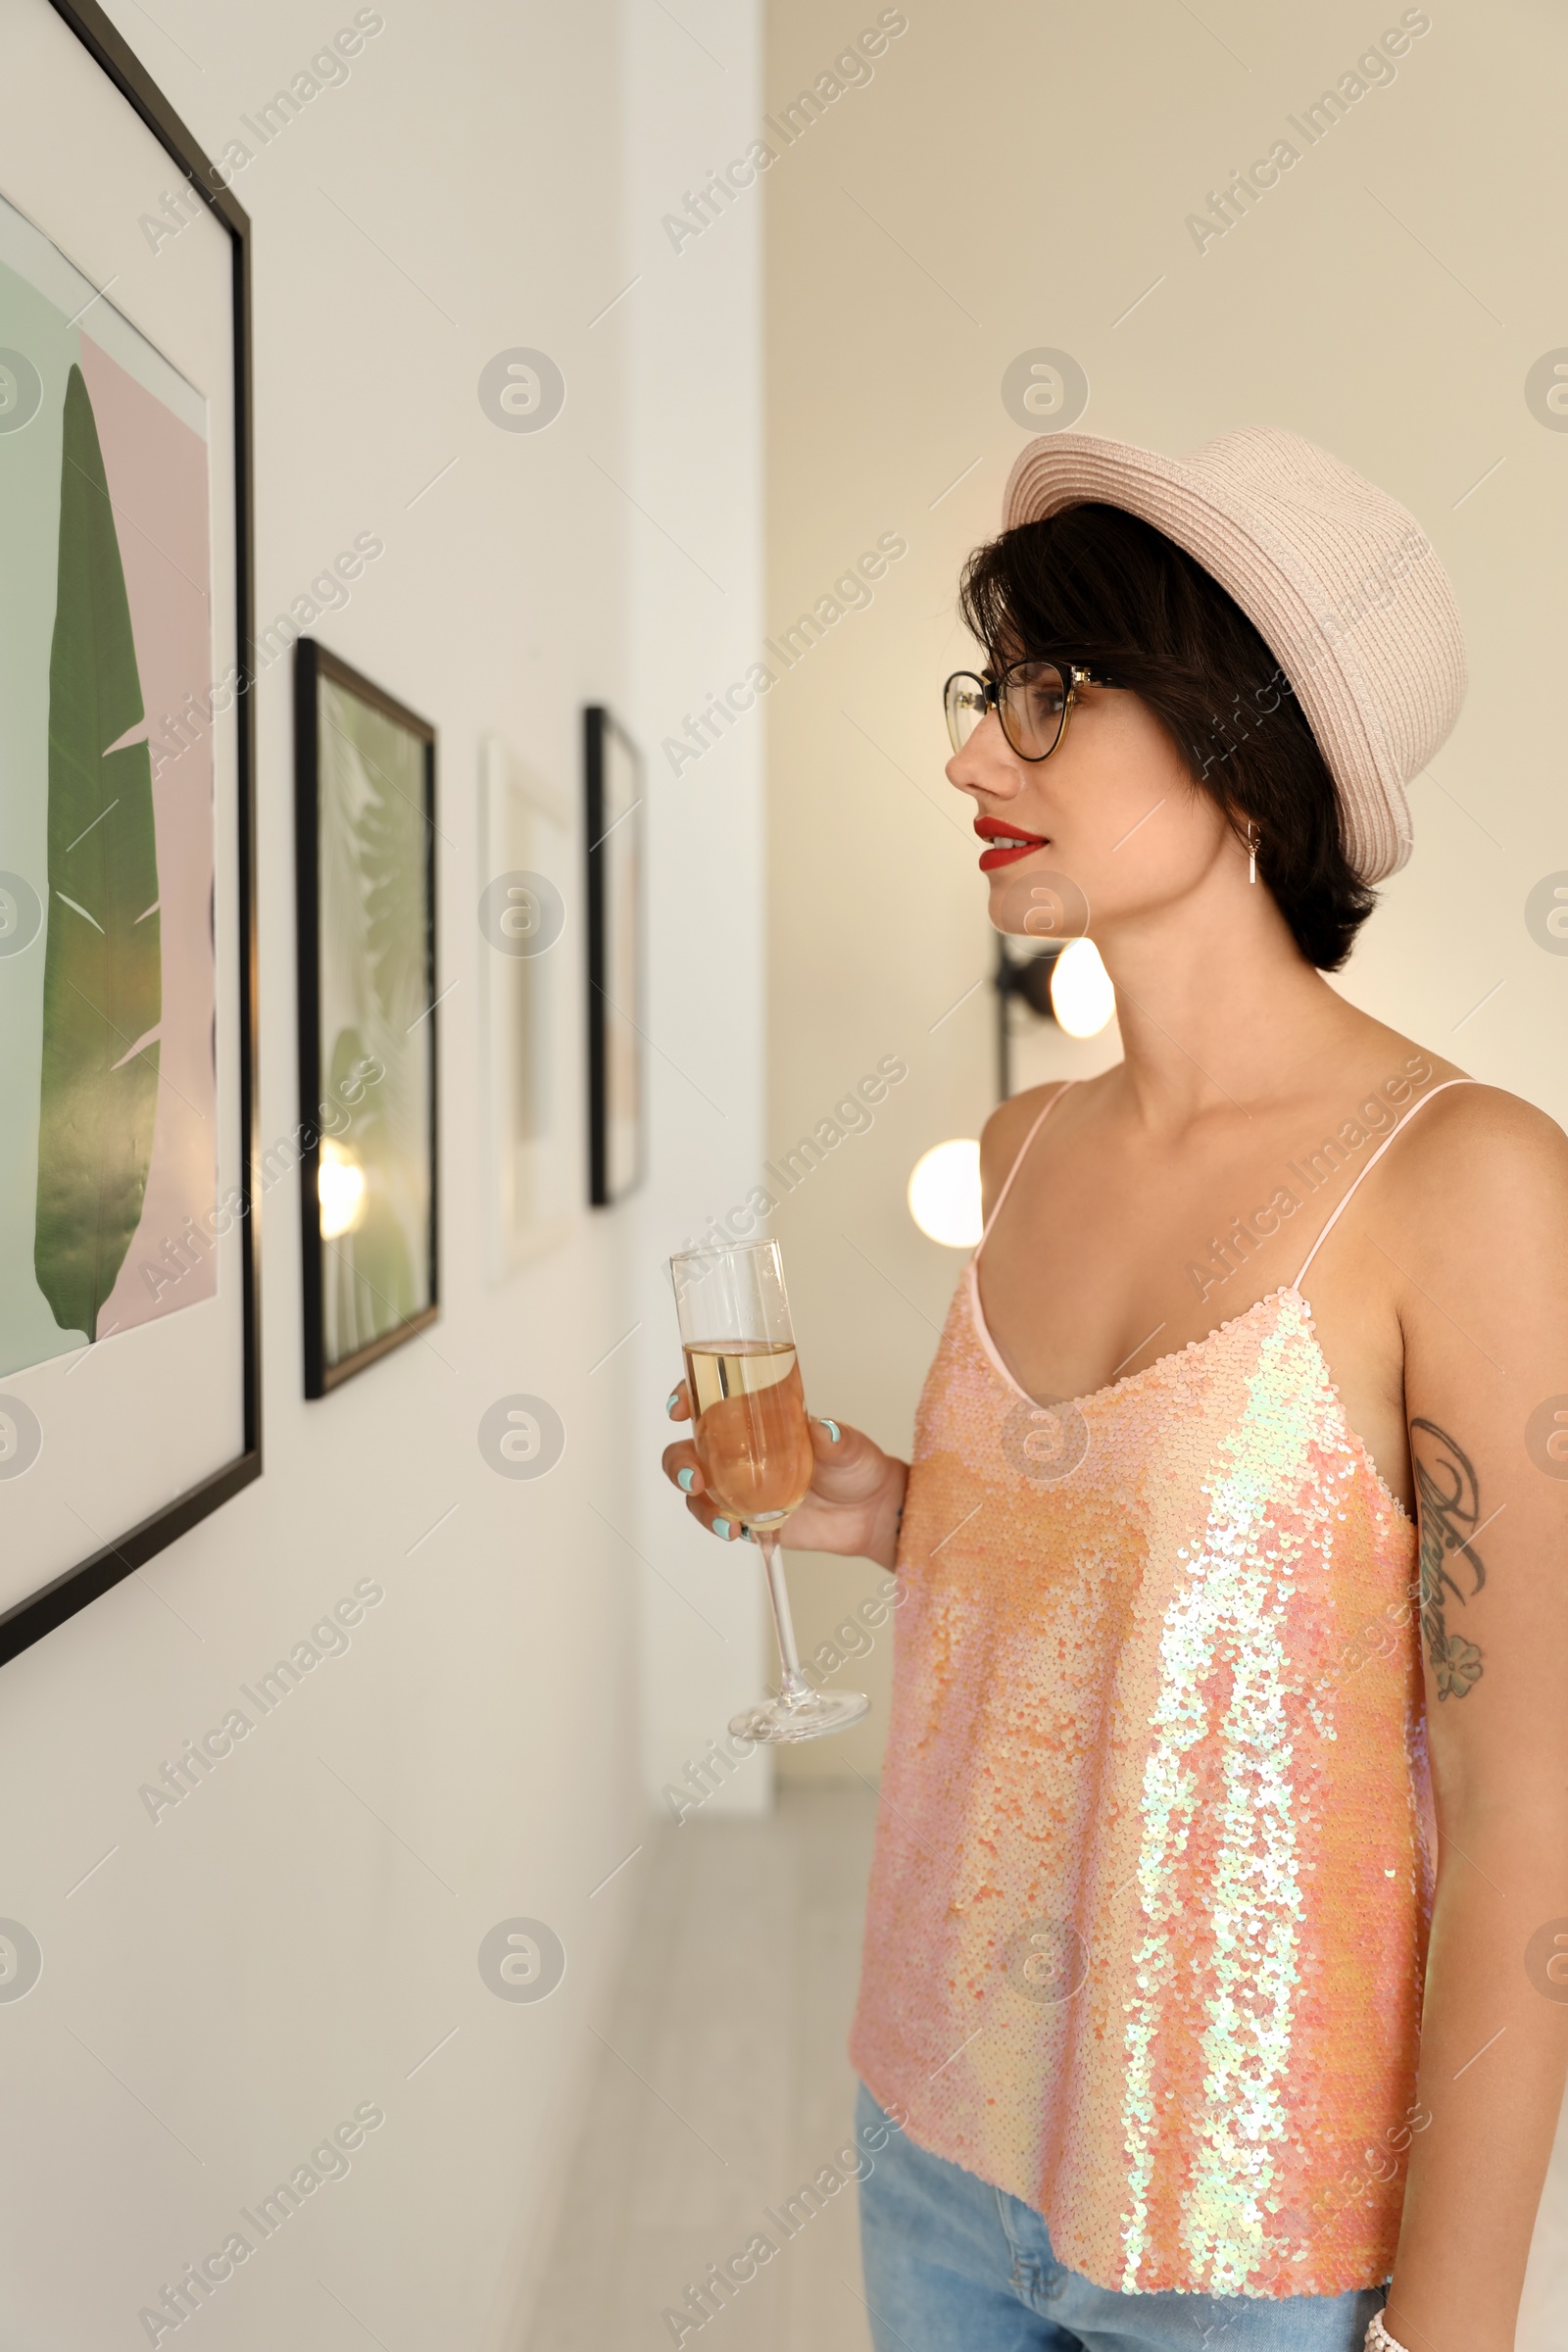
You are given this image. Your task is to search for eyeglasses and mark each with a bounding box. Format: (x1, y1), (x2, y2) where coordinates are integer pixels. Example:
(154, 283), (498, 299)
(944, 658), (1120, 762)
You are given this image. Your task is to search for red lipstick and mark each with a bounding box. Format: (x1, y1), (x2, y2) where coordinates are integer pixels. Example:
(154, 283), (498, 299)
(973, 814), (1049, 872)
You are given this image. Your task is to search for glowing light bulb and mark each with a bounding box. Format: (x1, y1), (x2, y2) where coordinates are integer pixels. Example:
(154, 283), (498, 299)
(318, 1139), (367, 1239)
(1050, 937), (1115, 1039)
(907, 1138), (982, 1249)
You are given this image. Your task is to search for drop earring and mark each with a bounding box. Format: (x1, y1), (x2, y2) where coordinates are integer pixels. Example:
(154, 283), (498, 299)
(1247, 822), (1259, 885)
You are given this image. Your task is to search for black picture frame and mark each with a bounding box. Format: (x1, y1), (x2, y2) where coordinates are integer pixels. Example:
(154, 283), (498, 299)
(294, 640), (439, 1396)
(584, 706), (646, 1207)
(0, 0), (260, 1667)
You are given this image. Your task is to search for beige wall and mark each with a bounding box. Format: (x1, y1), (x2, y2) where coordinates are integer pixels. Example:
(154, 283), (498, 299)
(764, 0), (1568, 1816)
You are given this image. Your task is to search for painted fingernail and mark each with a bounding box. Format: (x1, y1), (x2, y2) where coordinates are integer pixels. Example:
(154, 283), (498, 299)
(665, 1389), (680, 1417)
(711, 1518), (731, 1541)
(740, 1527), (755, 1543)
(677, 1467), (697, 1493)
(821, 1419), (841, 1444)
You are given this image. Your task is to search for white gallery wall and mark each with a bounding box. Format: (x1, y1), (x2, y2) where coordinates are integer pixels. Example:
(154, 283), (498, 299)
(0, 1), (764, 2346)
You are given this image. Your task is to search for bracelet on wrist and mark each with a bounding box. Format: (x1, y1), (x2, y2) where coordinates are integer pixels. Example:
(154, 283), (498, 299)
(1366, 2311), (1410, 2352)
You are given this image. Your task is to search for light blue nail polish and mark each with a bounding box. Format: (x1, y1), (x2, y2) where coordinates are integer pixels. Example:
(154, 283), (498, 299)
(677, 1467), (696, 1493)
(822, 1419), (842, 1444)
(665, 1389), (680, 1416)
(712, 1518), (731, 1541)
(740, 1527), (755, 1543)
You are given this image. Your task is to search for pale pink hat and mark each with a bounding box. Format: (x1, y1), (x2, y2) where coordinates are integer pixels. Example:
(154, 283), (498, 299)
(1002, 425), (1467, 884)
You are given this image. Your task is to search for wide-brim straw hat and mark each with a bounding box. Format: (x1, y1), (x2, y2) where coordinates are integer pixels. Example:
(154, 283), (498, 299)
(1002, 425), (1467, 884)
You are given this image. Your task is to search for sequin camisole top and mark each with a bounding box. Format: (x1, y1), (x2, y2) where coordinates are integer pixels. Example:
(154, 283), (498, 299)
(851, 1077), (1474, 2301)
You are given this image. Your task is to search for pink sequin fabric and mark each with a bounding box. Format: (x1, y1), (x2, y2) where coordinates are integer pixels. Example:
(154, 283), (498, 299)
(850, 1260), (1434, 2298)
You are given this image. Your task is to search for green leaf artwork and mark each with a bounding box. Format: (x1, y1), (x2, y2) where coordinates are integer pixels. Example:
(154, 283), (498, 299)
(317, 679), (431, 1371)
(359, 749), (424, 1037)
(325, 1019), (414, 1348)
(33, 364), (161, 1341)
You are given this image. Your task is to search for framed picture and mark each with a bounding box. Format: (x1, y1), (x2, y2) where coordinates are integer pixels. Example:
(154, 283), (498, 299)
(294, 641), (437, 1396)
(478, 734), (575, 1277)
(0, 0), (258, 1664)
(584, 706), (646, 1206)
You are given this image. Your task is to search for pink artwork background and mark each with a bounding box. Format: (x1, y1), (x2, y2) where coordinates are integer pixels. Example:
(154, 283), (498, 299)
(78, 333), (218, 1337)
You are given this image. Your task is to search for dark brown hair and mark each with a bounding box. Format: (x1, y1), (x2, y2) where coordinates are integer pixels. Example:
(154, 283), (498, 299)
(957, 502), (1375, 970)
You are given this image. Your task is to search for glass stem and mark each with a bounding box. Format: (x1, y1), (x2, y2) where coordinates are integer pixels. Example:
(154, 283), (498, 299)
(757, 1532), (811, 1707)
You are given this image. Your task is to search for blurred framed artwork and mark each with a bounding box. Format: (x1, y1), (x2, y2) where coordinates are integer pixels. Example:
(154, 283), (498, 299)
(0, 0), (259, 1663)
(294, 641), (438, 1395)
(584, 705), (646, 1206)
(478, 733), (575, 1277)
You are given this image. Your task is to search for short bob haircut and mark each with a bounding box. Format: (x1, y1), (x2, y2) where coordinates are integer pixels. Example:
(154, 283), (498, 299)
(957, 502), (1376, 971)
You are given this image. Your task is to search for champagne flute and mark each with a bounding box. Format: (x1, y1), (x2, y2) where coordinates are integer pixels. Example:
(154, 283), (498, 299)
(669, 1239), (870, 1743)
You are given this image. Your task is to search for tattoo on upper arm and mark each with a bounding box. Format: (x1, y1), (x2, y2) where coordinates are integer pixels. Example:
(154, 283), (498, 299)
(1409, 1416), (1487, 1699)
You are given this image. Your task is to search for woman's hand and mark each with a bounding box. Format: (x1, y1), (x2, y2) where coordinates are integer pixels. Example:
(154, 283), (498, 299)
(661, 1382), (907, 1569)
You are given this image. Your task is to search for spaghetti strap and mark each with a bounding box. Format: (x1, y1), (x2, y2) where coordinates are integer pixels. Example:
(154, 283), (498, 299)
(975, 1081), (1075, 1258)
(1292, 1076), (1478, 1291)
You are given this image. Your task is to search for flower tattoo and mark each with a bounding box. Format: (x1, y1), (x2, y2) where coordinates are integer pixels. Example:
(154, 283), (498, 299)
(1409, 1417), (1486, 1699)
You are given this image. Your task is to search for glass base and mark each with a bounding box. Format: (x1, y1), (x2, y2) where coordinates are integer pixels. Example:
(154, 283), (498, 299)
(728, 1686), (871, 1745)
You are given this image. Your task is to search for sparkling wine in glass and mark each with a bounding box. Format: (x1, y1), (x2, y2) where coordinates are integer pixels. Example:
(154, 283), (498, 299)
(670, 1239), (870, 1744)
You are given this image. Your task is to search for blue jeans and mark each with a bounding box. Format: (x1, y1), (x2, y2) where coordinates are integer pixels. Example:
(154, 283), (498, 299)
(857, 2083), (1383, 2352)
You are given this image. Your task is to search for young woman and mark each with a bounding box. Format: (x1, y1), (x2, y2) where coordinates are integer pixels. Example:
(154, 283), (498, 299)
(663, 426), (1568, 2352)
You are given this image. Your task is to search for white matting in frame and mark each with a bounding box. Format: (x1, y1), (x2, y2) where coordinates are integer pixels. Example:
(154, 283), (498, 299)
(0, 0), (256, 1655)
(479, 733), (576, 1278)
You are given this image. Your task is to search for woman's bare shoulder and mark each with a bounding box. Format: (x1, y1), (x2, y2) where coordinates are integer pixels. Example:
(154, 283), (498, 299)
(1311, 1013), (1554, 1173)
(978, 1069), (1118, 1216)
(1391, 1062), (1565, 1146)
(1379, 1066), (1568, 1229)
